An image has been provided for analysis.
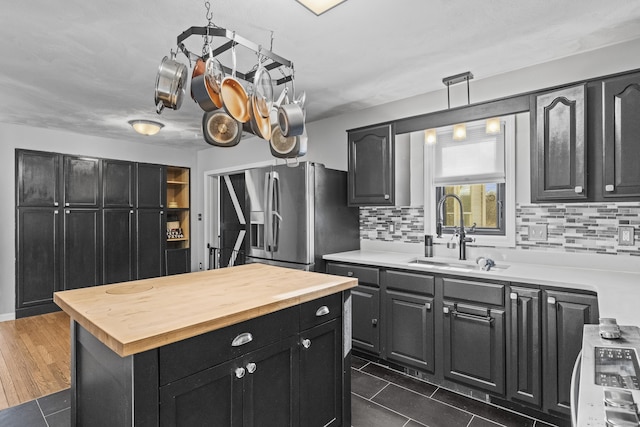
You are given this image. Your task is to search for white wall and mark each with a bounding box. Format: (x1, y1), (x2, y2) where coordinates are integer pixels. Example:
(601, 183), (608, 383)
(1, 123), (197, 319)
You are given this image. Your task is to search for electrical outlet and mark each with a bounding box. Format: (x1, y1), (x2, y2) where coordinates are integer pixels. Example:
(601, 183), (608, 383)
(529, 224), (548, 241)
(619, 226), (635, 246)
(388, 223), (394, 233)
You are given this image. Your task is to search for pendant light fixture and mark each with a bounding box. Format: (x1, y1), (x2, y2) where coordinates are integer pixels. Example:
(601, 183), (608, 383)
(128, 119), (164, 136)
(442, 71), (473, 141)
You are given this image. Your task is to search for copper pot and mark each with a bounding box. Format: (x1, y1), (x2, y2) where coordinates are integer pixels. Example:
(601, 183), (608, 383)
(191, 58), (222, 111)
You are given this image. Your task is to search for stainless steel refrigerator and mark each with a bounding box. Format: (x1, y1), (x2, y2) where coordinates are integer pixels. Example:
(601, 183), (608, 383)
(244, 162), (359, 272)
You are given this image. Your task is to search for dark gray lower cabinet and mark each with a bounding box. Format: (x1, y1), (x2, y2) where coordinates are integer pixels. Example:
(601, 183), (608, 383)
(137, 209), (165, 279)
(165, 248), (190, 276)
(160, 336), (299, 427)
(103, 209), (135, 284)
(16, 208), (61, 316)
(543, 289), (599, 417)
(442, 301), (506, 395)
(351, 285), (381, 354)
(507, 286), (542, 407)
(63, 209), (101, 290)
(384, 271), (435, 372)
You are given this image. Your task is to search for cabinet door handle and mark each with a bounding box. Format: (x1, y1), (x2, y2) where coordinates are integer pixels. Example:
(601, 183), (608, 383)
(347, 271), (354, 277)
(315, 306), (330, 317)
(160, 211), (164, 215)
(425, 302), (431, 310)
(231, 332), (253, 347)
(130, 210), (133, 214)
(235, 367), (246, 379)
(574, 186), (583, 194)
(510, 292), (518, 300)
(65, 210), (70, 214)
(605, 185), (615, 192)
(443, 307), (450, 314)
(246, 362), (257, 374)
(384, 194), (390, 200)
(54, 210), (59, 215)
(65, 202), (70, 207)
(54, 202), (59, 207)
(371, 318), (378, 327)
(302, 338), (311, 349)
(547, 296), (556, 305)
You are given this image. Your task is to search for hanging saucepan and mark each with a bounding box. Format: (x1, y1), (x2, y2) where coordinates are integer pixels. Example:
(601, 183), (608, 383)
(269, 121), (307, 158)
(252, 51), (273, 119)
(204, 42), (225, 102)
(191, 57), (222, 111)
(277, 71), (305, 137)
(220, 39), (250, 123)
(154, 52), (188, 114)
(249, 95), (271, 140)
(202, 110), (242, 147)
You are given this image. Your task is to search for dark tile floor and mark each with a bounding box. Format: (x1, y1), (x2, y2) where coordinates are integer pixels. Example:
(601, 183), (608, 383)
(0, 358), (559, 427)
(351, 356), (559, 427)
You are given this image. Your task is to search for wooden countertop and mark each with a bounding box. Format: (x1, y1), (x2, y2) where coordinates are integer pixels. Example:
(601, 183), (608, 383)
(54, 264), (357, 357)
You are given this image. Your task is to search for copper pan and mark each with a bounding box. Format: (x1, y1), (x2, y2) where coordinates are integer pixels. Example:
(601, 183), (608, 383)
(220, 42), (250, 123)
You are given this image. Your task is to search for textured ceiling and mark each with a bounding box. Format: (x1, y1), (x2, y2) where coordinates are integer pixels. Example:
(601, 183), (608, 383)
(2, 0), (640, 149)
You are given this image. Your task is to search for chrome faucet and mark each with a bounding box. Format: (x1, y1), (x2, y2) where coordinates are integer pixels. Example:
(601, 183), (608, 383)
(436, 194), (474, 260)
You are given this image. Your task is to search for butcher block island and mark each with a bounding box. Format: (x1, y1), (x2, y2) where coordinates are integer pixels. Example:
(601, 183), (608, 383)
(54, 263), (357, 427)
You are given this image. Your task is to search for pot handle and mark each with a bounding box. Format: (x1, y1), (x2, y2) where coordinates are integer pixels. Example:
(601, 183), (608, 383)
(156, 101), (164, 115)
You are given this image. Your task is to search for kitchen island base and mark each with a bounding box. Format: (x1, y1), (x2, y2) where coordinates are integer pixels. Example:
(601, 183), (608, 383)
(69, 290), (352, 427)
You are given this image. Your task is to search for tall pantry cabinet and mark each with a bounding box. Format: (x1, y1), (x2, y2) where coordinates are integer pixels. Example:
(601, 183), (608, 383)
(15, 149), (191, 318)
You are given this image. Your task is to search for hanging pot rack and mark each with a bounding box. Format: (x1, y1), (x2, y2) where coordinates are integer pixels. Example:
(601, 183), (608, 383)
(176, 26), (294, 86)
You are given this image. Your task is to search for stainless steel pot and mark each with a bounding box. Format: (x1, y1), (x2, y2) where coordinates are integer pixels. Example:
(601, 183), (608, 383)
(154, 54), (188, 114)
(202, 110), (242, 147)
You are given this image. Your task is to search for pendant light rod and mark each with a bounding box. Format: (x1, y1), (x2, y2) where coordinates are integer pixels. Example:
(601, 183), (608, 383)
(442, 71), (474, 109)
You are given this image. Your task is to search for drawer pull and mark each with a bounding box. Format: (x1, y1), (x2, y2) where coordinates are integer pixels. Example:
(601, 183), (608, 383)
(605, 184), (615, 192)
(231, 332), (253, 347)
(246, 362), (257, 374)
(235, 367), (245, 379)
(510, 292), (518, 300)
(302, 338), (311, 349)
(315, 306), (330, 317)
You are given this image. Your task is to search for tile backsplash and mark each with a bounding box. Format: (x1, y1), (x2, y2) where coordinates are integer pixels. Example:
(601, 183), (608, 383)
(360, 203), (640, 257)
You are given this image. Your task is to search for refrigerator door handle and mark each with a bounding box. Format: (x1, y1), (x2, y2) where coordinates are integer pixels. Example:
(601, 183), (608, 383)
(265, 171), (273, 253)
(271, 171), (281, 252)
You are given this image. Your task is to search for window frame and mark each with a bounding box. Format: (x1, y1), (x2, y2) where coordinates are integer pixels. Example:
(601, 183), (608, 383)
(435, 183), (506, 236)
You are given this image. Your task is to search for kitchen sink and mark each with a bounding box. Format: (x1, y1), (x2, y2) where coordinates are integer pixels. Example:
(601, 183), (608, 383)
(407, 258), (510, 272)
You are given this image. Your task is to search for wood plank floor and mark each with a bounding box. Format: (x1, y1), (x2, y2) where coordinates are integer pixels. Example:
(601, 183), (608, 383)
(0, 312), (70, 411)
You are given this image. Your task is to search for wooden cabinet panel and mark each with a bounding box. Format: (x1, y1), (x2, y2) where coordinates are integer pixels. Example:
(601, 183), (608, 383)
(63, 156), (100, 208)
(137, 163), (166, 208)
(103, 209), (135, 284)
(136, 209), (165, 280)
(385, 289), (434, 372)
(602, 72), (640, 198)
(16, 150), (60, 207)
(103, 160), (134, 208)
(348, 124), (394, 206)
(443, 301), (505, 395)
(532, 84), (587, 201)
(63, 209), (101, 290)
(16, 208), (61, 308)
(543, 290), (599, 416)
(299, 320), (342, 427)
(507, 286), (542, 407)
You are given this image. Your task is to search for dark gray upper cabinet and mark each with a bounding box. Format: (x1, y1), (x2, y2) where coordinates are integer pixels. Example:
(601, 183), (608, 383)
(532, 84), (587, 202)
(63, 156), (100, 208)
(17, 150), (61, 207)
(602, 72), (640, 199)
(348, 124), (395, 206)
(137, 163), (166, 208)
(507, 286), (542, 408)
(103, 160), (134, 208)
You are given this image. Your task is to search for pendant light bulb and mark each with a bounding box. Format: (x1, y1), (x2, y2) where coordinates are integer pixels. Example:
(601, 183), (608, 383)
(452, 123), (467, 141)
(424, 129), (437, 145)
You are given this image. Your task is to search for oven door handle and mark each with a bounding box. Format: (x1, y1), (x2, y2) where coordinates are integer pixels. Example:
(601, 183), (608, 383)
(570, 349), (582, 427)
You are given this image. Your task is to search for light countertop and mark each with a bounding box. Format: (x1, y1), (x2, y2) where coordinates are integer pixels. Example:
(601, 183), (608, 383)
(54, 264), (357, 357)
(323, 250), (640, 325)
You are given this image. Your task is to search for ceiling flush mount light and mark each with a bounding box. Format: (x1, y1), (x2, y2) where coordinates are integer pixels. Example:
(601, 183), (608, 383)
(128, 120), (164, 136)
(485, 117), (501, 134)
(296, 0), (347, 15)
(424, 129), (437, 145)
(452, 123), (467, 141)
